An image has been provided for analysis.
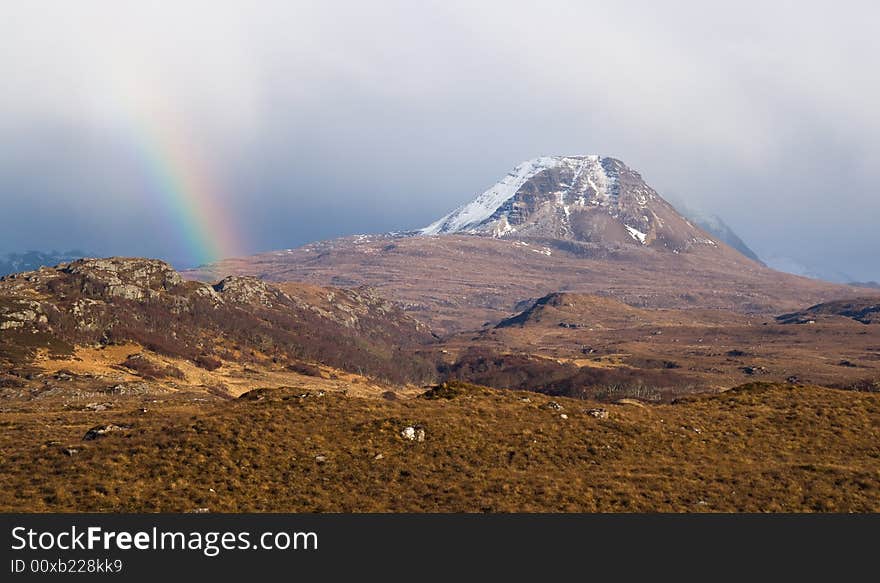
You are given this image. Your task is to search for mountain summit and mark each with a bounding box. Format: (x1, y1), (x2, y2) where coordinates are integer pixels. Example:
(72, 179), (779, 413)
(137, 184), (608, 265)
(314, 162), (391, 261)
(420, 155), (719, 253)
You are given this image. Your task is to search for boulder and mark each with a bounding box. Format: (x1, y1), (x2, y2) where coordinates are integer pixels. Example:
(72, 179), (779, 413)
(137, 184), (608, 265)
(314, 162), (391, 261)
(82, 423), (131, 441)
(212, 276), (278, 306)
(401, 426), (426, 442)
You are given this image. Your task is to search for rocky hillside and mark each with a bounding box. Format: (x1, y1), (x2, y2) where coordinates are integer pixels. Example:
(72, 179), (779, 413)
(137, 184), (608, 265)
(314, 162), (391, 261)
(428, 287), (880, 399)
(0, 258), (436, 384)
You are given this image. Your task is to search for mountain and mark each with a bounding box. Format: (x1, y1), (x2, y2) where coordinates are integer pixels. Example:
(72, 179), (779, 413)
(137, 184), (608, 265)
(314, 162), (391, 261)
(667, 206), (764, 264)
(421, 155), (722, 253)
(3, 170), (879, 516)
(687, 215), (762, 264)
(188, 156), (855, 332)
(761, 254), (858, 284)
(0, 249), (88, 277)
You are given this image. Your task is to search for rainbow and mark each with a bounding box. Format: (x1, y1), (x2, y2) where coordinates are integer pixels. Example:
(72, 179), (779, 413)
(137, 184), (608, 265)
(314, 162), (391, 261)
(132, 104), (244, 267)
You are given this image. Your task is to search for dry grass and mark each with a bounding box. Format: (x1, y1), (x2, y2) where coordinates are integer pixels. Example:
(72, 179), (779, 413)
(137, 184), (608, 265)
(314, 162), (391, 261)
(1, 381), (878, 512)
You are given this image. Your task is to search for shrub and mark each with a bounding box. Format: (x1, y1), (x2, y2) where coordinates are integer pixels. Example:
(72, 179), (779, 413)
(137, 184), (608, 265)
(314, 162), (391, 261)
(121, 354), (185, 380)
(286, 362), (323, 377)
(194, 355), (223, 371)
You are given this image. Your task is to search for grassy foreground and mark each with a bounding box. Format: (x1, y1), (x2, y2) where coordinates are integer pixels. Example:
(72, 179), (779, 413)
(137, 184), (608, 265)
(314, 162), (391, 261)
(1, 382), (878, 512)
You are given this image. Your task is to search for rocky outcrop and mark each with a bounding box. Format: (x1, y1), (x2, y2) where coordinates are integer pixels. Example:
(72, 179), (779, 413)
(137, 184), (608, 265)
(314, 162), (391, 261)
(82, 423), (132, 441)
(0, 299), (47, 330)
(212, 276), (279, 306)
(586, 408), (609, 419)
(59, 258), (184, 301)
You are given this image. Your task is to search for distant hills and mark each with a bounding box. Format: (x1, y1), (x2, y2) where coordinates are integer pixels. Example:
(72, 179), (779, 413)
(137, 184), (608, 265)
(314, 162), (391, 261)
(0, 250), (88, 277)
(677, 212), (764, 265)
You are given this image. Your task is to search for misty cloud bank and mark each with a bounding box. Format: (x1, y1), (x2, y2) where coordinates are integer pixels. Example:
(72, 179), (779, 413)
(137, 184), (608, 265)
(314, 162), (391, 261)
(1, 1), (878, 279)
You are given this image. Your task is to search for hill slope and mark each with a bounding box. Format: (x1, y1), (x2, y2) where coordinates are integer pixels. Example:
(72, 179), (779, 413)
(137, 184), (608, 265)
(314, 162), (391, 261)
(680, 211), (764, 264)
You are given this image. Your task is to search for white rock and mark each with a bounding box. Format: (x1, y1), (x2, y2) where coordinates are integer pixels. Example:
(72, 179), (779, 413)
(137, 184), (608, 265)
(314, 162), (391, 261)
(401, 426), (426, 442)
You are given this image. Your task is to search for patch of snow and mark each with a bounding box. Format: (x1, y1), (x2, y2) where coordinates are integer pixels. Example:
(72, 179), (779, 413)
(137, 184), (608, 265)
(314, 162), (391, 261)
(583, 159), (612, 203)
(419, 155), (617, 236)
(625, 225), (648, 244)
(491, 216), (515, 237)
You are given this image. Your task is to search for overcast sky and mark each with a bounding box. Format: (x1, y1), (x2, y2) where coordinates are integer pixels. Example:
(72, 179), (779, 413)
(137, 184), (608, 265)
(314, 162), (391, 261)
(1, 1), (878, 280)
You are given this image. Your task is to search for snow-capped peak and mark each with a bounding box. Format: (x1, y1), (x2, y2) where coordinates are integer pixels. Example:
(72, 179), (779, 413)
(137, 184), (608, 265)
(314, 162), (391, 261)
(421, 155), (614, 236)
(415, 154), (726, 255)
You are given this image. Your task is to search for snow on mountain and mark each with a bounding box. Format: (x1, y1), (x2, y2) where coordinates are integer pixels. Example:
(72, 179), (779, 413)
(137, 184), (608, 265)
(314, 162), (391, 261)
(421, 157), (566, 235)
(421, 155), (640, 237)
(418, 155), (729, 255)
(624, 225), (648, 244)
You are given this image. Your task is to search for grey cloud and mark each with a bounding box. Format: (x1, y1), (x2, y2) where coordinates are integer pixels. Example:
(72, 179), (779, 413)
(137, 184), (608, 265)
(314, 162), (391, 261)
(1, 1), (878, 279)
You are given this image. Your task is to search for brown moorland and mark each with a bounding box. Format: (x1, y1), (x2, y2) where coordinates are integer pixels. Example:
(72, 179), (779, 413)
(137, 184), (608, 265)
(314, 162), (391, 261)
(432, 292), (880, 400)
(0, 381), (878, 513)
